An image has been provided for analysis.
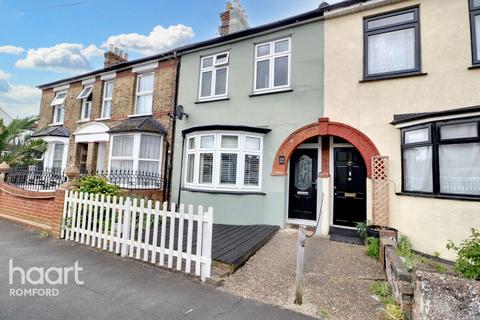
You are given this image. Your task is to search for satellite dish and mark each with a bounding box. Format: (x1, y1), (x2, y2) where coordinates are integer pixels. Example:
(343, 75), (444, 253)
(174, 105), (189, 120)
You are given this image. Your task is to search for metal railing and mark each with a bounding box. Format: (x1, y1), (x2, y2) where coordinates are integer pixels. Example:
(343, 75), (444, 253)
(4, 166), (164, 191)
(5, 166), (66, 191)
(80, 170), (164, 190)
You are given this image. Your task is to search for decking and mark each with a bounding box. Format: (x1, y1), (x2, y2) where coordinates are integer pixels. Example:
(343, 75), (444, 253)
(148, 223), (279, 270)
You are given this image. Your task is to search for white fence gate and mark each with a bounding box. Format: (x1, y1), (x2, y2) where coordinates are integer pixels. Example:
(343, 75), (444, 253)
(61, 191), (213, 281)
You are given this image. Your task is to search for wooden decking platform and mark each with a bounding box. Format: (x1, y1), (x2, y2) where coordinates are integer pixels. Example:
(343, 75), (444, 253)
(212, 224), (279, 269)
(148, 223), (279, 270)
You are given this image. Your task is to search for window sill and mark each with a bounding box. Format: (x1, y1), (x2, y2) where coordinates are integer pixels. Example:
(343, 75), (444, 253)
(396, 192), (480, 202)
(468, 65), (480, 70)
(249, 88), (293, 97)
(360, 72), (427, 82)
(95, 117), (111, 121)
(128, 113), (153, 118)
(77, 119), (91, 123)
(195, 97), (230, 104)
(49, 123), (64, 127)
(182, 187), (266, 196)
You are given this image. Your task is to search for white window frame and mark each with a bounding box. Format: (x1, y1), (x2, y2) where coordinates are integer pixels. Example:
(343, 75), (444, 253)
(134, 72), (154, 116)
(100, 80), (114, 119)
(52, 104), (65, 125)
(76, 85), (93, 100)
(184, 131), (263, 192)
(198, 52), (230, 101)
(108, 133), (163, 174)
(253, 37), (291, 94)
(77, 85), (93, 121)
(42, 137), (69, 171)
(50, 91), (67, 106)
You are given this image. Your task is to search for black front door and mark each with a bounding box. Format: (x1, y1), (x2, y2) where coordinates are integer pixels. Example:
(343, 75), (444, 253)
(288, 149), (318, 221)
(333, 148), (366, 227)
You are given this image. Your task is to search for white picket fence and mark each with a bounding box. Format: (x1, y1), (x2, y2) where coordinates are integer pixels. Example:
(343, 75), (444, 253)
(60, 191), (213, 281)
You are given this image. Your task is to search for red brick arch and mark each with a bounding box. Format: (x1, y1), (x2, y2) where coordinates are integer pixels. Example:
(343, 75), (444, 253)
(272, 118), (380, 178)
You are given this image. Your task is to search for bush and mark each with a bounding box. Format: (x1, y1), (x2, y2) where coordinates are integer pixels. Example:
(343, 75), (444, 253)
(366, 237), (380, 260)
(369, 281), (391, 299)
(356, 221), (368, 240)
(397, 235), (414, 270)
(447, 228), (480, 280)
(78, 176), (121, 196)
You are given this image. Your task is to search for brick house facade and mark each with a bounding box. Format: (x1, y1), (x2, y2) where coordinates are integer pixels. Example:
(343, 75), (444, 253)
(34, 49), (179, 199)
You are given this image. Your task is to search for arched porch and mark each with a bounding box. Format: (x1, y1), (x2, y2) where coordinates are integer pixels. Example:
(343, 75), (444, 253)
(272, 118), (387, 235)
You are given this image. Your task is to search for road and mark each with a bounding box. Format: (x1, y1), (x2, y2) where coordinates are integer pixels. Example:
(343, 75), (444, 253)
(0, 220), (314, 320)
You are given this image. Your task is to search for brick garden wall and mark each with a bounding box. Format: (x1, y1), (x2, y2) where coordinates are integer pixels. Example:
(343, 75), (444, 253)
(0, 183), (66, 238)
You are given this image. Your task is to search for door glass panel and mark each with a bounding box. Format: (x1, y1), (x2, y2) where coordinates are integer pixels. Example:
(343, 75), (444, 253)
(294, 155), (312, 191)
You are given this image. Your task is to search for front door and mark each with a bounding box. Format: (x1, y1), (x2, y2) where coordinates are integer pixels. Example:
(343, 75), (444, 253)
(333, 148), (366, 227)
(288, 149), (318, 221)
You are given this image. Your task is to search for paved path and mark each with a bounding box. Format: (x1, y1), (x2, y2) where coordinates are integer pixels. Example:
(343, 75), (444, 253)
(0, 221), (314, 320)
(221, 229), (386, 320)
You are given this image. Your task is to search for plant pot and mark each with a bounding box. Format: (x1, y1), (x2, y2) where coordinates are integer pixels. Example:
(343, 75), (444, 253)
(367, 225), (398, 240)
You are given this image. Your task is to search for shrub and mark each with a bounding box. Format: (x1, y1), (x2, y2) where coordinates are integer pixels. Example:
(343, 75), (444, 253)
(447, 228), (480, 280)
(356, 221), (368, 240)
(381, 303), (403, 320)
(78, 175), (121, 196)
(369, 281), (391, 298)
(366, 237), (380, 260)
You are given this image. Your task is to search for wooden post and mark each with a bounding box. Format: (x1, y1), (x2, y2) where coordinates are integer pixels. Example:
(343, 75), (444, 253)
(295, 225), (306, 305)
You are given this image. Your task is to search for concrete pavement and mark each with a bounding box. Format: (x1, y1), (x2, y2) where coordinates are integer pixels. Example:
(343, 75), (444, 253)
(0, 221), (314, 320)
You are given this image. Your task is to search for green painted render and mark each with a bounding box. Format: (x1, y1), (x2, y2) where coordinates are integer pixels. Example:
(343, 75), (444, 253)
(171, 20), (325, 226)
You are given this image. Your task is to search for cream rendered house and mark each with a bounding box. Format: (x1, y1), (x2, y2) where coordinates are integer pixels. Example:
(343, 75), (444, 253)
(321, 0), (480, 260)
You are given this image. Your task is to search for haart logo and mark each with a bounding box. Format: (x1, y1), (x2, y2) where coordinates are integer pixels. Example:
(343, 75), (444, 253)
(8, 258), (84, 297)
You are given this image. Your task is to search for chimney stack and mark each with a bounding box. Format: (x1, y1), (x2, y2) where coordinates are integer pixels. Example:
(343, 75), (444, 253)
(104, 45), (128, 68)
(219, 0), (249, 36)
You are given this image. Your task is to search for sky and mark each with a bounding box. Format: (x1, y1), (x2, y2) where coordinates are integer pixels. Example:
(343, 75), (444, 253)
(0, 0), (340, 119)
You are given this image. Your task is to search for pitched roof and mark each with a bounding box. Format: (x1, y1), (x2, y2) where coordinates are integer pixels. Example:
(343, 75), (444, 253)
(38, 0), (370, 89)
(108, 116), (166, 134)
(32, 126), (70, 137)
(391, 105), (480, 125)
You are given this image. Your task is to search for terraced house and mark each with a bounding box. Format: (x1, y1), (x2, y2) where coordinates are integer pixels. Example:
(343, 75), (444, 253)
(30, 0), (480, 262)
(33, 47), (179, 199)
(323, 0), (480, 260)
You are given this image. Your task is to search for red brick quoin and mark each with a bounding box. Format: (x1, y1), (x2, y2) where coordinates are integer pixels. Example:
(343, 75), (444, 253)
(272, 118), (380, 178)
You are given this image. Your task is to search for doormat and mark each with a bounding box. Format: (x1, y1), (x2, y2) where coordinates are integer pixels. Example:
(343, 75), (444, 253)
(329, 226), (364, 245)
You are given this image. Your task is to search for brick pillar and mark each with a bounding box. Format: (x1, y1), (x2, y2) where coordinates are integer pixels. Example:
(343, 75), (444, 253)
(0, 162), (10, 184)
(86, 142), (98, 173)
(51, 165), (80, 239)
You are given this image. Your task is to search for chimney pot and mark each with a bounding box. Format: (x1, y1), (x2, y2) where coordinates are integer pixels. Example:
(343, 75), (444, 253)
(104, 46), (128, 68)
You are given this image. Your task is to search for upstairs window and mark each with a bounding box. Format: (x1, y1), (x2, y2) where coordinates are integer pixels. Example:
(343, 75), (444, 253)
(364, 7), (420, 78)
(135, 72), (154, 115)
(401, 118), (480, 198)
(254, 38), (291, 93)
(470, 0), (480, 65)
(199, 52), (229, 100)
(51, 91), (67, 124)
(101, 81), (114, 119)
(184, 132), (263, 192)
(77, 85), (93, 121)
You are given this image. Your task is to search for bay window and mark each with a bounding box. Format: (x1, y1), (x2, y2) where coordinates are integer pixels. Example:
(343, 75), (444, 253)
(470, 0), (480, 65)
(254, 38), (291, 93)
(52, 143), (65, 170)
(184, 132), (263, 192)
(364, 7), (420, 78)
(109, 133), (162, 173)
(101, 81), (114, 119)
(199, 52), (229, 100)
(51, 91), (67, 124)
(135, 73), (154, 115)
(77, 85), (93, 121)
(401, 118), (480, 198)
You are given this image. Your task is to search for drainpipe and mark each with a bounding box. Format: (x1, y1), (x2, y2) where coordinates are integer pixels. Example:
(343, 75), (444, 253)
(162, 140), (170, 202)
(176, 134), (185, 206)
(169, 51), (181, 205)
